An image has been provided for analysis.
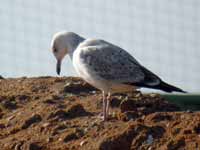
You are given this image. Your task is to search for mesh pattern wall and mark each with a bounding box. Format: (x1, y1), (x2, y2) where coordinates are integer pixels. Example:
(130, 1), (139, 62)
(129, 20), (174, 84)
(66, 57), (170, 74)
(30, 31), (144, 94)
(0, 0), (199, 92)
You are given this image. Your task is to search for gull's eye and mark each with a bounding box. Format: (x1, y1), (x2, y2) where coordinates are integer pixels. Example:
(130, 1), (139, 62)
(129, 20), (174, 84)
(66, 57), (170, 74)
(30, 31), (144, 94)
(53, 46), (57, 53)
(54, 48), (57, 53)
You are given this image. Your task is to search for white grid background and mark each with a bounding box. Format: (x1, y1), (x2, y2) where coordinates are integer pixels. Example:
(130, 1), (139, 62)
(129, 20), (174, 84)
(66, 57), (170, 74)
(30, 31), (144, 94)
(0, 0), (199, 92)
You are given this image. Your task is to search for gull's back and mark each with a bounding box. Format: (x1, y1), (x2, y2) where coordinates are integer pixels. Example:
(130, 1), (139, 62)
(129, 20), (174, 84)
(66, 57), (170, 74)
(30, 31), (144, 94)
(75, 38), (146, 83)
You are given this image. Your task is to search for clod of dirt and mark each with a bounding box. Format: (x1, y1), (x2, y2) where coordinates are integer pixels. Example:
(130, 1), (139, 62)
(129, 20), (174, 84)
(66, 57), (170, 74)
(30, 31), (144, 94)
(48, 104), (90, 121)
(21, 114), (42, 129)
(66, 104), (91, 118)
(99, 123), (145, 150)
(58, 128), (84, 143)
(63, 81), (97, 94)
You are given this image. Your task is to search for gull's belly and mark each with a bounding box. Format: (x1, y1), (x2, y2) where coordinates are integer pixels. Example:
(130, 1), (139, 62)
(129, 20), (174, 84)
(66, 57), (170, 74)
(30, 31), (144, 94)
(73, 51), (109, 91)
(73, 60), (135, 93)
(74, 63), (110, 91)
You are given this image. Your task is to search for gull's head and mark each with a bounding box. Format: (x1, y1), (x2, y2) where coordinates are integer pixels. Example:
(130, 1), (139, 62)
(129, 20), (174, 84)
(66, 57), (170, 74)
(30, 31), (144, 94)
(50, 31), (83, 75)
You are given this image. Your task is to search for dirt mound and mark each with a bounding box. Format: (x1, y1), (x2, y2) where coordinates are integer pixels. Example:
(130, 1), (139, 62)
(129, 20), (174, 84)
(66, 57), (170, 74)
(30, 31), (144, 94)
(0, 76), (199, 150)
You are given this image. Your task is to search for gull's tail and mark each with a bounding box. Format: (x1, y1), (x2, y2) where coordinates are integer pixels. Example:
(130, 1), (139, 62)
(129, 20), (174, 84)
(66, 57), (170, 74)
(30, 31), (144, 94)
(151, 81), (187, 93)
(126, 65), (187, 93)
(127, 66), (187, 93)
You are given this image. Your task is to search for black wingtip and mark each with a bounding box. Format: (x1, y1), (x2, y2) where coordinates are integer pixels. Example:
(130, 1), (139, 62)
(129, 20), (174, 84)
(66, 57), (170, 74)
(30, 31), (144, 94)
(158, 81), (187, 93)
(125, 80), (187, 94)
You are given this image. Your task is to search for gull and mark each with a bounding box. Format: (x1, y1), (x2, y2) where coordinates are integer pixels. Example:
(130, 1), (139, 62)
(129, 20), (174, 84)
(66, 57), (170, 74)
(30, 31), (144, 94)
(50, 31), (186, 121)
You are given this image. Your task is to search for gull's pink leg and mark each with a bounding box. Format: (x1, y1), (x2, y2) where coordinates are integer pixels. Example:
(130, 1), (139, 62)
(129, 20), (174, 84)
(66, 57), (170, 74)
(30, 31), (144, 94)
(106, 92), (111, 119)
(102, 91), (107, 121)
(98, 91), (107, 121)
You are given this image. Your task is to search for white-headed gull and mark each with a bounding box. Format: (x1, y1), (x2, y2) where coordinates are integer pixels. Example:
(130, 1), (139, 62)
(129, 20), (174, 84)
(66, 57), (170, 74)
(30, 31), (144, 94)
(50, 31), (186, 121)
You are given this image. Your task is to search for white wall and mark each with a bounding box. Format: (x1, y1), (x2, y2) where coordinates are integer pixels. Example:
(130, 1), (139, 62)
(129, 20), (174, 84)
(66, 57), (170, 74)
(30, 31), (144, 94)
(0, 0), (199, 92)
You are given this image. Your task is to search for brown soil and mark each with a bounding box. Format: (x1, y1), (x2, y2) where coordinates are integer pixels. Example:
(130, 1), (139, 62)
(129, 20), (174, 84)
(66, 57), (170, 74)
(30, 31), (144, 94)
(0, 76), (199, 150)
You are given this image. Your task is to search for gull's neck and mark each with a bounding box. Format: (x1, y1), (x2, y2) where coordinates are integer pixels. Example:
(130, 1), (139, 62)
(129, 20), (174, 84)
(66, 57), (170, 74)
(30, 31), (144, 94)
(68, 35), (85, 59)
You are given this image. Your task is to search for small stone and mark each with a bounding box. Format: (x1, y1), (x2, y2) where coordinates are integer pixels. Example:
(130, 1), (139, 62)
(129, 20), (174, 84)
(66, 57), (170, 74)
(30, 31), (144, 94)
(80, 140), (87, 146)
(42, 122), (50, 128)
(146, 134), (154, 145)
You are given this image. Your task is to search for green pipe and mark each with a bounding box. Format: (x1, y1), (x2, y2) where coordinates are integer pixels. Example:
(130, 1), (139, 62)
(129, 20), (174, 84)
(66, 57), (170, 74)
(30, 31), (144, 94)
(161, 94), (200, 111)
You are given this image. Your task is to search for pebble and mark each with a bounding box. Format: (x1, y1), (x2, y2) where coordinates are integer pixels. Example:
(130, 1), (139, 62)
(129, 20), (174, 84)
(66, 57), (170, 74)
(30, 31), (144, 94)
(146, 134), (154, 145)
(58, 137), (63, 142)
(80, 140), (87, 146)
(42, 122), (50, 128)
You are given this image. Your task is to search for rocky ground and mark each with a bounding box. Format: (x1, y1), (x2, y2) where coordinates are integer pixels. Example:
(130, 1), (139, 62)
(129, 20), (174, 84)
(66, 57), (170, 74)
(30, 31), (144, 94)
(0, 76), (199, 150)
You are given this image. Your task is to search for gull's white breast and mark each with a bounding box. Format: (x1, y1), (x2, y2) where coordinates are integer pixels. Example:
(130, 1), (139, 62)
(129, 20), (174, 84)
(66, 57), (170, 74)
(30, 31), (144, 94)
(72, 46), (111, 92)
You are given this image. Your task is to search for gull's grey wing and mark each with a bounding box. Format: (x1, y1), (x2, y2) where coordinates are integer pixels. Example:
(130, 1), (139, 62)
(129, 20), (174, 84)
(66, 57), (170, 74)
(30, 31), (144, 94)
(79, 39), (159, 84)
(78, 39), (186, 93)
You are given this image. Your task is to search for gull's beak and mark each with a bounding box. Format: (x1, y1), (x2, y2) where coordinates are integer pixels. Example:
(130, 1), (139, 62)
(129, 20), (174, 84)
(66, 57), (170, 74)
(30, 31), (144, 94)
(56, 59), (61, 75)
